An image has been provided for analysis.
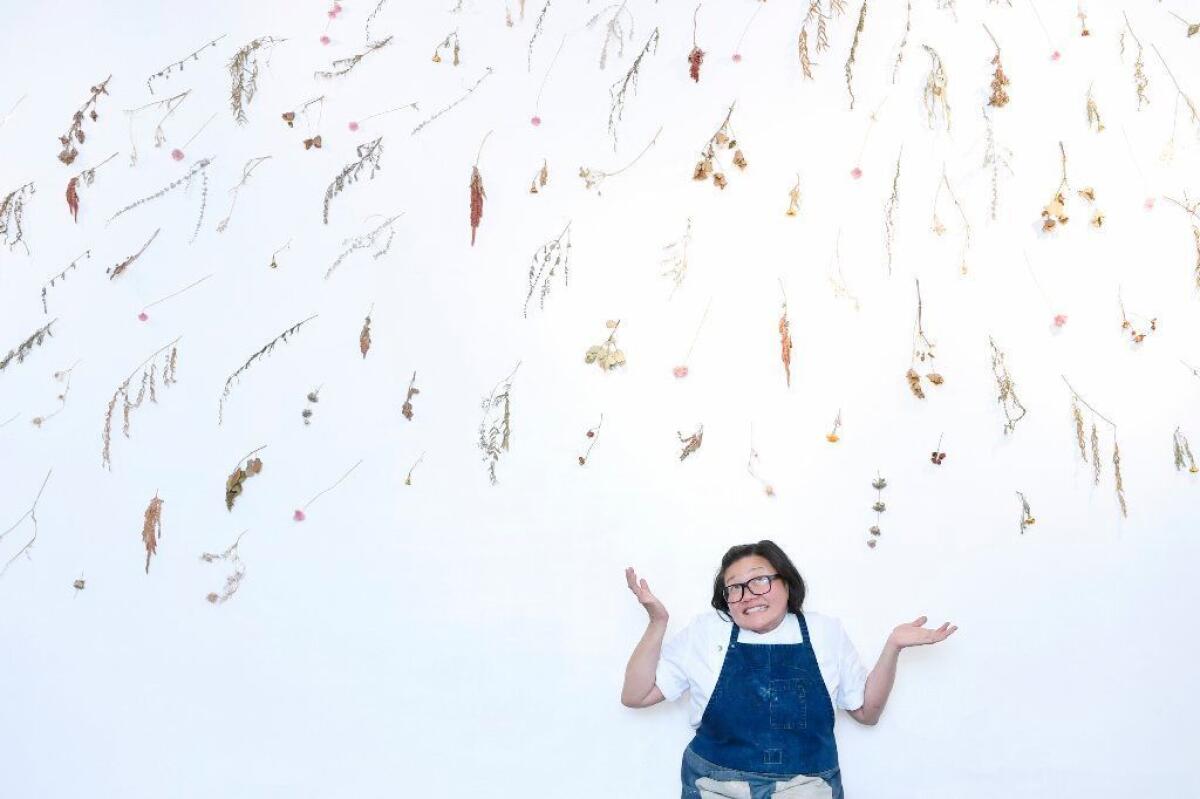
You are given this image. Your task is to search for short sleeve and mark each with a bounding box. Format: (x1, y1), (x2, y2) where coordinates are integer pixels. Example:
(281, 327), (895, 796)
(833, 620), (869, 711)
(654, 620), (694, 702)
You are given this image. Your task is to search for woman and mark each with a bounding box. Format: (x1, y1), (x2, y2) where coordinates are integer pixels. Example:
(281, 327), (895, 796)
(622, 540), (957, 799)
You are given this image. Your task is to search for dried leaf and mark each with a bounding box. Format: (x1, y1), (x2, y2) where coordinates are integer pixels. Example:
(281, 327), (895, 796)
(142, 495), (164, 574)
(470, 165), (485, 246)
(688, 46), (704, 83)
(359, 313), (372, 358)
(66, 177), (80, 222)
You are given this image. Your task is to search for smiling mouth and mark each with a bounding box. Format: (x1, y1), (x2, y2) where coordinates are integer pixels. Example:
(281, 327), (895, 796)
(743, 604), (769, 614)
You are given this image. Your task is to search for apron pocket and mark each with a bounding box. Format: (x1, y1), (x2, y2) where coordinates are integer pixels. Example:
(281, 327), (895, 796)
(769, 679), (806, 730)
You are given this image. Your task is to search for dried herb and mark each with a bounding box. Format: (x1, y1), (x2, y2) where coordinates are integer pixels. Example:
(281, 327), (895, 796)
(988, 337), (1027, 434)
(219, 315), (318, 424)
(147, 35), (226, 94)
(585, 320), (626, 371)
(797, 1), (845, 80)
(982, 109), (1012, 221)
(479, 362), (520, 485)
(402, 371), (419, 420)
(524, 222), (572, 317)
(693, 103), (746, 191)
(891, 1), (911, 84)
(0, 470), (51, 581)
(678, 424), (704, 462)
(527, 0), (552, 72)
(108, 158), (213, 223)
(930, 433), (946, 465)
(867, 472), (886, 547)
(1173, 427), (1198, 473)
(359, 305), (373, 358)
(326, 214), (401, 279)
(578, 414), (604, 466)
(608, 28), (659, 150)
(530, 159), (549, 193)
(141, 493), (164, 574)
(41, 251), (90, 314)
(139, 274), (213, 322)
(984, 24), (1010, 108)
(0, 320), (56, 374)
(412, 67), (492, 135)
(826, 410), (842, 443)
(1117, 290), (1157, 344)
(201, 530), (247, 604)
(216, 156), (271, 232)
(226, 446), (266, 511)
(786, 174), (802, 217)
(30, 361), (80, 428)
(688, 5), (705, 83)
(778, 282), (793, 388)
(1016, 491), (1035, 534)
(907, 279), (943, 397)
(883, 149), (902, 274)
(1163, 195), (1200, 293)
(431, 31), (461, 65)
(0, 181), (35, 253)
(580, 127), (661, 195)
(1063, 377), (1128, 518)
(1041, 142), (1071, 232)
(107, 228), (161, 281)
(469, 131), (491, 246)
(845, 1), (867, 108)
(922, 45), (951, 131)
(323, 137), (384, 224)
(1122, 13), (1149, 110)
(302, 386), (321, 426)
(65, 151), (117, 222)
(673, 298), (712, 378)
(404, 452), (425, 486)
(293, 459), (364, 521)
(660, 217), (693, 299)
(123, 90), (191, 166)
(101, 339), (180, 469)
(57, 76), (111, 165)
(588, 0), (634, 69)
(316, 35), (393, 79)
(229, 36), (285, 125)
(1086, 84), (1105, 132)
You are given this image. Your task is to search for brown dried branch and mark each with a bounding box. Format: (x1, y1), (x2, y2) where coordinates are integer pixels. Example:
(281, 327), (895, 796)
(0, 319), (57, 374)
(983, 24), (1010, 108)
(1151, 44), (1200, 132)
(578, 414), (604, 466)
(66, 151), (117, 222)
(432, 31), (461, 65)
(693, 104), (746, 190)
(891, 1), (911, 84)
(315, 35), (393, 79)
(0, 181), (35, 253)
(689, 4), (705, 83)
(57, 76), (111, 165)
(608, 28), (659, 150)
(524, 222), (572, 317)
(31, 360), (80, 428)
(294, 459), (365, 520)
(107, 228), (161, 281)
(478, 362), (520, 485)
(402, 371), (419, 420)
(41, 251), (90, 314)
(846, 1), (867, 109)
(226, 446), (266, 511)
(922, 45), (951, 131)
(469, 131), (491, 246)
(201, 530), (248, 604)
(1173, 427), (1198, 473)
(412, 67), (493, 135)
(580, 126), (661, 195)
(148, 35), (226, 94)
(216, 156), (271, 233)
(988, 336), (1027, 434)
(530, 159), (549, 193)
(404, 452), (425, 485)
(0, 470), (52, 580)
(778, 281), (793, 388)
(108, 158), (213, 223)
(323, 138), (384, 224)
(229, 37), (285, 125)
(141, 493), (164, 574)
(1122, 13), (1149, 110)
(677, 424), (704, 462)
(883, 149), (902, 274)
(102, 338), (180, 470)
(219, 315), (318, 424)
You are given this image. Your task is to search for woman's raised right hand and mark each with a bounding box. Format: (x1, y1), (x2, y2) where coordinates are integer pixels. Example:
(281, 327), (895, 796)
(625, 567), (669, 623)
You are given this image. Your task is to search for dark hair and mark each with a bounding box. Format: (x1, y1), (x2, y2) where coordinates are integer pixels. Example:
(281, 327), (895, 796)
(711, 540), (806, 621)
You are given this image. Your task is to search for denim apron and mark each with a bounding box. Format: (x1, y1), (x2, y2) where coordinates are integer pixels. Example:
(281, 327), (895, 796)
(682, 613), (843, 799)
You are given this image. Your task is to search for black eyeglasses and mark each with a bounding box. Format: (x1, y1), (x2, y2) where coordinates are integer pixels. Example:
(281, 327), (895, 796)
(722, 573), (780, 603)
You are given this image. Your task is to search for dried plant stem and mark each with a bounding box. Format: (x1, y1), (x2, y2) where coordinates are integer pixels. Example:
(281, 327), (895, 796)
(479, 362), (521, 485)
(101, 337), (181, 469)
(1, 320), (57, 373)
(580, 126), (661, 194)
(1123, 13), (1150, 110)
(524, 222), (572, 317)
(228, 36), (286, 125)
(57, 76), (111, 165)
(988, 337), (1027, 434)
(41, 250), (90, 314)
(922, 45), (951, 131)
(0, 469), (52, 580)
(326, 214), (401, 279)
(67, 151), (118, 222)
(201, 529), (248, 604)
(891, 1), (911, 84)
(404, 452), (425, 485)
(883, 149), (902, 275)
(0, 181), (35, 253)
(107, 228), (161, 281)
(845, 1), (867, 109)
(1016, 491), (1034, 534)
(1150, 45), (1200, 130)
(323, 138), (384, 224)
(148, 35), (227, 94)
(778, 280), (794, 388)
(315, 36), (393, 79)
(216, 156), (271, 232)
(412, 67), (493, 135)
(142, 274), (214, 314)
(528, 0), (553, 72)
(608, 28), (659, 150)
(108, 158), (213, 223)
(219, 315), (318, 424)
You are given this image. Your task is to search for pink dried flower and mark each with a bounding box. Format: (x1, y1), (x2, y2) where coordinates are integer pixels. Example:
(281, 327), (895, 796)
(293, 509), (306, 521)
(348, 121), (359, 131)
(850, 166), (863, 179)
(1051, 50), (1061, 61)
(1053, 314), (1068, 327)
(1144, 197), (1155, 210)
(171, 148), (184, 161)
(531, 115), (542, 127)
(732, 53), (743, 63)
(138, 311), (149, 321)
(673, 365), (689, 379)
(320, 35), (331, 45)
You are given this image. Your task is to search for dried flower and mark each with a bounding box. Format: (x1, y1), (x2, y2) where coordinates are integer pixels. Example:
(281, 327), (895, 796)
(57, 76), (111, 165)
(141, 494), (164, 574)
(226, 447), (265, 511)
(678, 425), (704, 461)
(585, 320), (626, 371)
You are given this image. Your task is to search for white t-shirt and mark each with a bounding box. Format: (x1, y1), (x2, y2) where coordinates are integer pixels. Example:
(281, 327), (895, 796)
(655, 610), (870, 729)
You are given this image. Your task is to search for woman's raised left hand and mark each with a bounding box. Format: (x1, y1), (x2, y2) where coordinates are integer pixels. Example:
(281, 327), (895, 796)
(887, 616), (958, 650)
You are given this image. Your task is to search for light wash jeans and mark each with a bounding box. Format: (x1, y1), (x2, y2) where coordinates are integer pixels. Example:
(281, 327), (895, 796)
(681, 745), (844, 799)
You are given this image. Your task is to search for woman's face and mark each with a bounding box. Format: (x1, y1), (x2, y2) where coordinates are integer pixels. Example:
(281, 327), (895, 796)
(723, 554), (789, 633)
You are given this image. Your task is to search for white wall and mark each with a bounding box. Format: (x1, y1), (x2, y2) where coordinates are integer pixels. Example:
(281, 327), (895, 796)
(2, 1), (1199, 797)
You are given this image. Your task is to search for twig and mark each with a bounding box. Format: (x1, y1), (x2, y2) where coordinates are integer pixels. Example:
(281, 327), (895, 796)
(0, 470), (52, 580)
